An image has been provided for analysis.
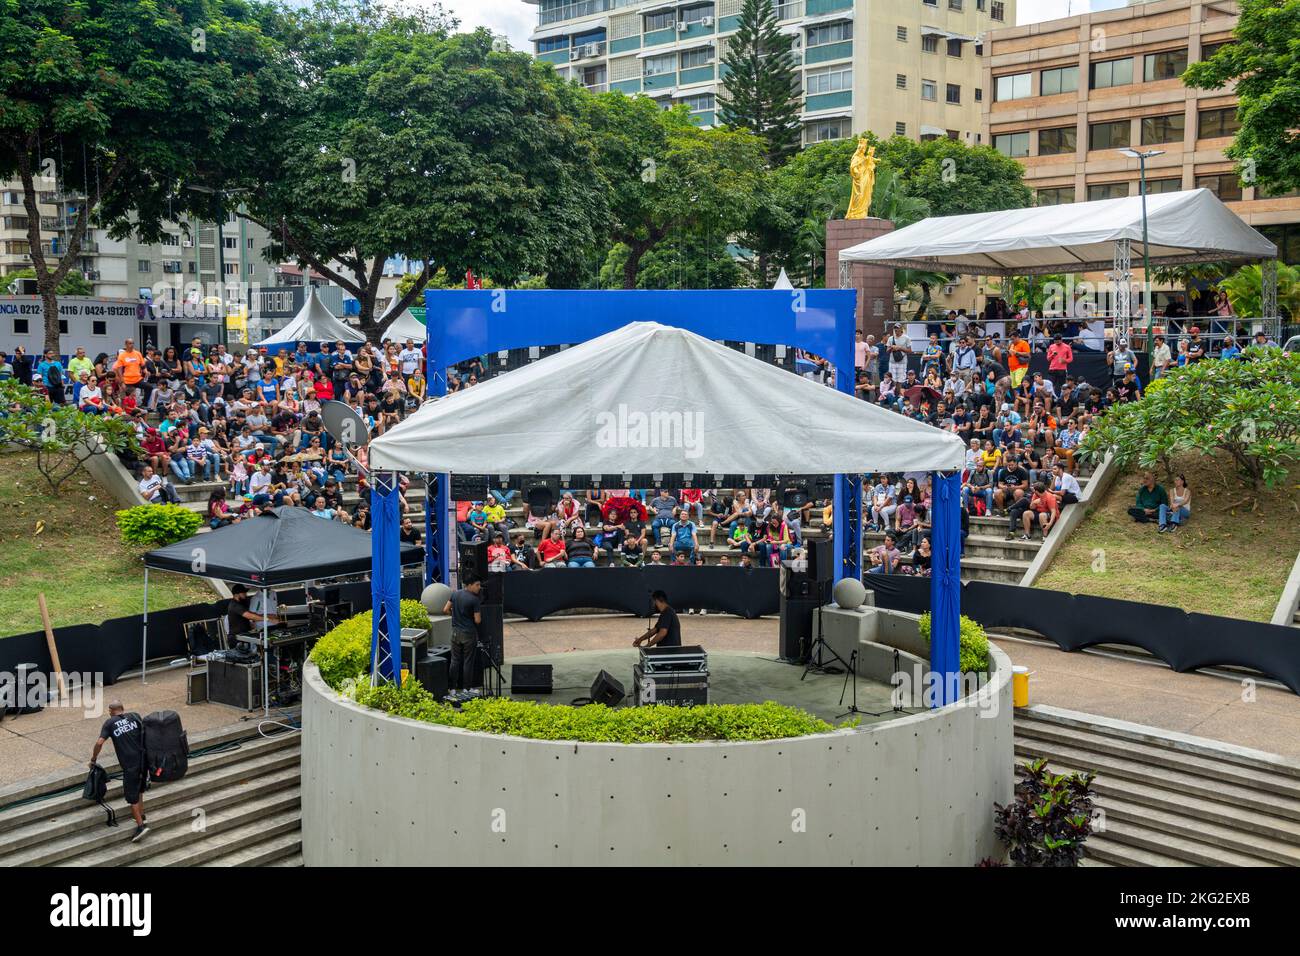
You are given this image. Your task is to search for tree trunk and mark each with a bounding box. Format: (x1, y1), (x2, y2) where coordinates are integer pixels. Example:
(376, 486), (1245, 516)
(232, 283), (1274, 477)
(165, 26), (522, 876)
(915, 282), (932, 323)
(40, 281), (60, 354)
(623, 243), (647, 290)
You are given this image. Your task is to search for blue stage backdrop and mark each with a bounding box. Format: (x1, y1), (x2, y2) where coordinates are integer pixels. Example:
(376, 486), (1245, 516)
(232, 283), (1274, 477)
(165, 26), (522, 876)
(368, 289), (963, 705)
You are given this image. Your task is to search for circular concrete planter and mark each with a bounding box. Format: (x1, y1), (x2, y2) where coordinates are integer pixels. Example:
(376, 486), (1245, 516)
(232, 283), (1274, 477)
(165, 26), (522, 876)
(301, 646), (1014, 866)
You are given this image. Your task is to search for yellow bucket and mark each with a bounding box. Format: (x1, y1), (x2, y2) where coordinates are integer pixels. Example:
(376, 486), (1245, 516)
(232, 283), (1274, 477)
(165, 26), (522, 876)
(1012, 666), (1030, 708)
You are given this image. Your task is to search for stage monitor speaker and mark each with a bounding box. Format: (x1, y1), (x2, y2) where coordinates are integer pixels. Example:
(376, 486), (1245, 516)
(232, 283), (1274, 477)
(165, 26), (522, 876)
(779, 595), (817, 663)
(450, 474), (490, 501)
(511, 663), (553, 695)
(590, 670), (625, 707)
(807, 538), (833, 584)
(415, 653), (449, 700)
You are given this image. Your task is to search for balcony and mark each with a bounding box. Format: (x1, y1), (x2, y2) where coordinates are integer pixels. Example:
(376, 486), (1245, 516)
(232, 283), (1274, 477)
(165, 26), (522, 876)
(776, 1), (804, 19)
(570, 40), (607, 60)
(805, 40), (853, 65)
(679, 65), (716, 85)
(644, 71), (678, 91)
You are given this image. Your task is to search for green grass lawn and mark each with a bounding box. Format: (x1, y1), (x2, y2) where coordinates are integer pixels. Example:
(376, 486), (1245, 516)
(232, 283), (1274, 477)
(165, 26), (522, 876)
(1035, 454), (1300, 622)
(0, 451), (214, 638)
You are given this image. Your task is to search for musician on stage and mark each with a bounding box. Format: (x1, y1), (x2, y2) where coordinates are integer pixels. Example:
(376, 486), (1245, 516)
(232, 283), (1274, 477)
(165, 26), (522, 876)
(633, 590), (681, 648)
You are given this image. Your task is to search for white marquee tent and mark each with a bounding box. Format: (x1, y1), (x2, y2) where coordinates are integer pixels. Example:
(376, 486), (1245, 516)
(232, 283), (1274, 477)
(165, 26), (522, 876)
(839, 188), (1276, 276)
(259, 288), (364, 347)
(378, 302), (427, 343)
(368, 322), (965, 475)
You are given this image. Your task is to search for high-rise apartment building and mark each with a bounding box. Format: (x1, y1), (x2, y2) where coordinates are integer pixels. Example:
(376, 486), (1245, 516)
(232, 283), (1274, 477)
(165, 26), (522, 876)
(984, 0), (1299, 268)
(525, 0), (1017, 147)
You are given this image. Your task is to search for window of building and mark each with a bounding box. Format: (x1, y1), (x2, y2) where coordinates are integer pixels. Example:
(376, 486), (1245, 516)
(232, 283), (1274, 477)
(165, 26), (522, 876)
(808, 22), (851, 46)
(223, 236), (238, 249)
(1258, 224), (1300, 264)
(896, 121), (907, 136)
(897, 26), (907, 42)
(977, 0), (986, 10)
(1200, 40), (1231, 61)
(681, 4), (714, 25)
(946, 83), (961, 104)
(537, 37), (568, 54)
(1145, 178), (1183, 195)
(1141, 113), (1185, 144)
(91, 320), (107, 336)
(1087, 182), (1130, 202)
(921, 79), (937, 101)
(991, 1), (1005, 21)
(224, 262), (239, 276)
(1144, 49), (1188, 81)
(1038, 126), (1077, 156)
(1196, 173), (1242, 201)
(807, 118), (850, 143)
(993, 131), (1030, 158)
(1036, 187), (1075, 206)
(947, 39), (963, 57)
(13, 319), (29, 335)
(680, 92), (715, 112)
(645, 11), (675, 31)
(949, 0), (963, 9)
(807, 65), (852, 95)
(680, 47), (712, 69)
(923, 0), (937, 5)
(1257, 182), (1300, 199)
(974, 87), (983, 102)
(58, 319), (69, 335)
(1090, 58), (1133, 90)
(921, 34), (938, 54)
(1089, 119), (1131, 150)
(896, 74), (907, 89)
(1198, 107), (1240, 139)
(995, 72), (1031, 101)
(643, 53), (675, 76)
(1040, 66), (1078, 96)
(137, 259), (151, 273)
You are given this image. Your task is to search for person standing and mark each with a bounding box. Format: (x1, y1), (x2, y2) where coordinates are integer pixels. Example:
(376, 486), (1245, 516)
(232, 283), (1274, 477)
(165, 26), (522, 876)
(443, 576), (483, 692)
(633, 590), (681, 648)
(90, 701), (150, 843)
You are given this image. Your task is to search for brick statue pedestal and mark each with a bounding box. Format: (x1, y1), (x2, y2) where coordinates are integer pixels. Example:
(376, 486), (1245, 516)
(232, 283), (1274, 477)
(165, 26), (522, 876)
(826, 218), (895, 338)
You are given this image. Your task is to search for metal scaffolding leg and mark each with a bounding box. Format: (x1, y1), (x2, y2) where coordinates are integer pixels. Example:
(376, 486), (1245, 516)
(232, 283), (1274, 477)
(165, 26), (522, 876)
(1113, 238), (1132, 340)
(1262, 258), (1280, 343)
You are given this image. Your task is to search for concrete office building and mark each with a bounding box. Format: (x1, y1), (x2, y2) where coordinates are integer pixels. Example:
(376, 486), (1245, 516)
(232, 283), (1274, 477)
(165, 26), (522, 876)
(524, 0), (1017, 147)
(983, 0), (1300, 295)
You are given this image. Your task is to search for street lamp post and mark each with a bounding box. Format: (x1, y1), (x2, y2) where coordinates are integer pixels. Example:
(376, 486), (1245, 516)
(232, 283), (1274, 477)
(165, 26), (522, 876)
(1119, 147), (1165, 354)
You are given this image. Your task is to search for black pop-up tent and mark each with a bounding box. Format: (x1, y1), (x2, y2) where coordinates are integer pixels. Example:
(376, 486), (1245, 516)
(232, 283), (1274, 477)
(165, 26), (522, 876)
(142, 507), (423, 711)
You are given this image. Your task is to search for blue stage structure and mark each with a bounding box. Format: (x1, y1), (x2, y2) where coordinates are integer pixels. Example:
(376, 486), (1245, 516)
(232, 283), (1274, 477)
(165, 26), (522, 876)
(368, 289), (963, 704)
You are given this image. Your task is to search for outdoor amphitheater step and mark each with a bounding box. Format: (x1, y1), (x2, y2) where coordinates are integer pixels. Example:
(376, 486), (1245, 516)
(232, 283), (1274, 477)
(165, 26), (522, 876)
(0, 727), (301, 868)
(1014, 707), (1300, 867)
(263, 849), (305, 867)
(194, 828), (302, 867)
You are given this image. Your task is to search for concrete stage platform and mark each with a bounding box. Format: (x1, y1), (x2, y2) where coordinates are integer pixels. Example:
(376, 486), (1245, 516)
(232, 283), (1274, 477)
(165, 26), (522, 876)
(500, 649), (912, 725)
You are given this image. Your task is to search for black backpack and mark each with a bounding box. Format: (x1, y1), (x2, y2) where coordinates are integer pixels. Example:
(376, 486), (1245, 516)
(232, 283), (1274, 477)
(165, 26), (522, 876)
(143, 710), (189, 783)
(82, 764), (117, 828)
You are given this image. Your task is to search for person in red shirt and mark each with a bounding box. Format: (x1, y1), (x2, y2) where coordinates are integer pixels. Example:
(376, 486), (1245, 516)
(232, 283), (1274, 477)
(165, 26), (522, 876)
(1021, 483), (1059, 540)
(537, 528), (568, 568)
(678, 487), (703, 524)
(1045, 333), (1073, 395)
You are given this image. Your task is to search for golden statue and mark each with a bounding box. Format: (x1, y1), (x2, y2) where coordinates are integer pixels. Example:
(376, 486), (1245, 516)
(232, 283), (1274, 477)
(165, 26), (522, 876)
(846, 138), (878, 220)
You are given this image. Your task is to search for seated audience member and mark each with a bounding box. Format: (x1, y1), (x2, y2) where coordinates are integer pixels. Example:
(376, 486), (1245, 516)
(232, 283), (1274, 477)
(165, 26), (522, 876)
(1127, 471), (1168, 524)
(1159, 474), (1192, 533)
(669, 509), (699, 563)
(1051, 463), (1082, 506)
(1021, 483), (1059, 540)
(867, 533), (902, 575)
(901, 535), (932, 576)
(566, 526), (597, 568)
(488, 532), (525, 571)
(510, 532), (538, 569)
(138, 465), (181, 505)
(537, 528), (568, 567)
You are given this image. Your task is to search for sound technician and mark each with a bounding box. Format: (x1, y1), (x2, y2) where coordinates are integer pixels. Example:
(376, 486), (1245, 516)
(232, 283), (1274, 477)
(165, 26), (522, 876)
(633, 590), (681, 648)
(443, 576), (483, 690)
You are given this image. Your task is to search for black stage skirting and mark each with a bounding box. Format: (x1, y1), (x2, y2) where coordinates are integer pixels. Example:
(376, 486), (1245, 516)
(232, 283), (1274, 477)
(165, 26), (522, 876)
(864, 575), (1300, 695)
(501, 567), (779, 621)
(888, 349), (1145, 391)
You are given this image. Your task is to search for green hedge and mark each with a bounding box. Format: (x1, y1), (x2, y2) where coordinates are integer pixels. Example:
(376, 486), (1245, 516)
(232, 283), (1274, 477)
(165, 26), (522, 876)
(918, 612), (991, 674)
(115, 504), (203, 547)
(312, 606), (842, 743)
(309, 599), (430, 687)
(350, 677), (838, 743)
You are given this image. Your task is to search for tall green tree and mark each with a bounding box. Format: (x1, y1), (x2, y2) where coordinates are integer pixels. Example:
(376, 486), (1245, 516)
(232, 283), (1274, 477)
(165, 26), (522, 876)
(0, 0), (287, 351)
(1184, 0), (1300, 197)
(583, 94), (765, 289)
(243, 1), (605, 337)
(717, 0), (802, 167)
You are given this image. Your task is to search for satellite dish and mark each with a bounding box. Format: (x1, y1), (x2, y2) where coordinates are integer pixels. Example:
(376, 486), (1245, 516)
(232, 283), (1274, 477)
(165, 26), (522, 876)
(320, 399), (370, 447)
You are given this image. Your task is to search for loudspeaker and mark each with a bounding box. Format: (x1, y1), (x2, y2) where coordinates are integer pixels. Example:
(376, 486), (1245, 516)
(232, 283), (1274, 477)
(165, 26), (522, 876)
(458, 545), (503, 605)
(523, 479), (555, 513)
(467, 604), (504, 687)
(779, 595), (817, 662)
(590, 670), (625, 707)
(806, 538), (833, 584)
(780, 566), (815, 598)
(511, 663), (553, 695)
(415, 653), (449, 700)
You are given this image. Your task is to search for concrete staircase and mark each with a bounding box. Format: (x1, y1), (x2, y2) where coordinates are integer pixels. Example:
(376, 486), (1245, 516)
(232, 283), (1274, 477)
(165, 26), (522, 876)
(1014, 706), (1300, 867)
(0, 723), (302, 867)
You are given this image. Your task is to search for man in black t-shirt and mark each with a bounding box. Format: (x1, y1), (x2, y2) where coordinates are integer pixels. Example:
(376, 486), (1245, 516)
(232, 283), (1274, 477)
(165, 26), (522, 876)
(442, 577), (483, 691)
(633, 591), (681, 648)
(225, 584), (279, 644)
(91, 701), (150, 842)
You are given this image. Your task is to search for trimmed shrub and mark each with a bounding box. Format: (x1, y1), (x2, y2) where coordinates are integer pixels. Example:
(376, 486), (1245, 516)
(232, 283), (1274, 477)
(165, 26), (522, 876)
(918, 612), (991, 674)
(115, 504), (203, 547)
(348, 676), (839, 743)
(309, 599), (430, 687)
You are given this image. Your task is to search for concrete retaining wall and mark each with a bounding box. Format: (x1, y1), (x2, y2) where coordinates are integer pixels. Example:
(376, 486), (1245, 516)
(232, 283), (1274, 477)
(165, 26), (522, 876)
(301, 644), (1014, 866)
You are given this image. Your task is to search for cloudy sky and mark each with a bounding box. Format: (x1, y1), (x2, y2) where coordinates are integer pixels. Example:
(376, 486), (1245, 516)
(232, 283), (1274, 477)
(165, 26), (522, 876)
(430, 0), (1133, 51)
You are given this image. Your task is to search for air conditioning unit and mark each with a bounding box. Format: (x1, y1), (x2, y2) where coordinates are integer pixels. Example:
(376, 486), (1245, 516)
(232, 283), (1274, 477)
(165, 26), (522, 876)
(580, 43), (600, 58)
(944, 285), (957, 296)
(678, 21), (690, 31)
(701, 16), (714, 27)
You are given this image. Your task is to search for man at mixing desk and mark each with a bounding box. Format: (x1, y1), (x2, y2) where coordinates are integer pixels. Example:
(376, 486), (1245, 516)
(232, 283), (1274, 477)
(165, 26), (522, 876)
(226, 583), (282, 642)
(633, 590), (681, 648)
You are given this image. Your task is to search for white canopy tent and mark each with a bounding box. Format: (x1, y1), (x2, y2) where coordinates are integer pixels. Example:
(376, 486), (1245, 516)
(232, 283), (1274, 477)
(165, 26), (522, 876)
(368, 321), (965, 474)
(838, 188), (1279, 337)
(258, 288), (363, 347)
(839, 188), (1276, 276)
(377, 301), (427, 343)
